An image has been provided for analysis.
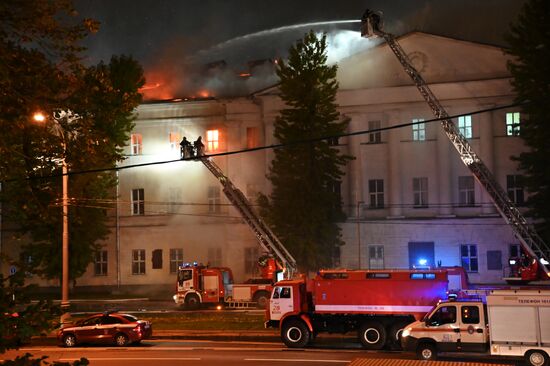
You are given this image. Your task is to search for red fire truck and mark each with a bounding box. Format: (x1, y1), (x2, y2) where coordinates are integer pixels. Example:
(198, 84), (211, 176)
(265, 269), (451, 349)
(173, 256), (280, 309)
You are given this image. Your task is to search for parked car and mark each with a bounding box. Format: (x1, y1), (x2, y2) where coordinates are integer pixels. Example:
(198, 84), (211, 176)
(57, 311), (152, 347)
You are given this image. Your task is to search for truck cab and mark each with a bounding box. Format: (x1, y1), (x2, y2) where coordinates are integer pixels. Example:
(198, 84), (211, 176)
(401, 299), (489, 360)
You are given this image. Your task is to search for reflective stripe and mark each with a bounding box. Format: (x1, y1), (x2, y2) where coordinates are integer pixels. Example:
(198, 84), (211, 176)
(314, 305), (433, 313)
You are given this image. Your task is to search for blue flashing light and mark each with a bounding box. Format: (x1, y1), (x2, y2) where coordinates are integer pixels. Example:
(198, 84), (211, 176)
(418, 258), (428, 266)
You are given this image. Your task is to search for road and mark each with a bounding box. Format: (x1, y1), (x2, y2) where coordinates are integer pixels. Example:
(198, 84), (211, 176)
(0, 339), (520, 366)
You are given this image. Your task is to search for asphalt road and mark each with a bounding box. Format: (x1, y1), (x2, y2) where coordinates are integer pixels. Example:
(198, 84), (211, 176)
(1, 339), (521, 366)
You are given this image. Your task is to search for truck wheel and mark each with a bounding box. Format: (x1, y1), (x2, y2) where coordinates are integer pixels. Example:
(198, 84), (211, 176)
(253, 291), (270, 309)
(185, 294), (201, 310)
(388, 321), (409, 349)
(358, 321), (386, 350)
(526, 350), (549, 366)
(417, 343), (437, 361)
(281, 319), (310, 348)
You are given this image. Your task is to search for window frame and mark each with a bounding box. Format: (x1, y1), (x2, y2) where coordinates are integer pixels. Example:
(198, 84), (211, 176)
(130, 133), (142, 155)
(412, 118), (426, 141)
(461, 244), (479, 273)
(507, 174), (525, 205)
(208, 185), (221, 213)
(368, 120), (381, 143)
(413, 177), (428, 208)
(458, 115), (472, 139)
(132, 249), (146, 275)
(458, 176), (475, 206)
(368, 179), (384, 209)
(131, 188), (145, 215)
(206, 129), (219, 151)
(368, 245), (384, 269)
(94, 250), (108, 276)
(506, 112), (520, 136)
(170, 248), (184, 274)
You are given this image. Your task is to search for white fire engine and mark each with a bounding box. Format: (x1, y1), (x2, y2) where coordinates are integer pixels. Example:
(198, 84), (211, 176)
(265, 268), (454, 349)
(402, 290), (550, 366)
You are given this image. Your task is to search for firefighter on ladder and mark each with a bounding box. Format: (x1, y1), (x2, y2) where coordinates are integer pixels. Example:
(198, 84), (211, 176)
(180, 136), (192, 159)
(194, 136), (205, 157)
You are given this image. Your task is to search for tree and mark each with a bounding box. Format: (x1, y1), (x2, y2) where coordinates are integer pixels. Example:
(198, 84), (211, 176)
(506, 0), (550, 242)
(0, 1), (144, 284)
(260, 31), (352, 272)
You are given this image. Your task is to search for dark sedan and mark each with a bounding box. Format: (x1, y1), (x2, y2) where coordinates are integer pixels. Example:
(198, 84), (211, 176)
(57, 312), (152, 347)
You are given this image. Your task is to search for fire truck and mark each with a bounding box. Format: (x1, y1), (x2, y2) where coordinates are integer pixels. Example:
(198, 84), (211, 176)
(173, 256), (279, 309)
(173, 153), (297, 309)
(361, 10), (550, 284)
(265, 268), (452, 349)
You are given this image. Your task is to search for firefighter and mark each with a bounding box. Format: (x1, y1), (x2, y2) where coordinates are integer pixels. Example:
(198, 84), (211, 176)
(194, 136), (205, 157)
(180, 136), (192, 159)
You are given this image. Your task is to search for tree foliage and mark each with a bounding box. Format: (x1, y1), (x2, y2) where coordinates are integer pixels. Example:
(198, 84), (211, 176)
(0, 1), (144, 283)
(506, 0), (550, 241)
(260, 31), (352, 272)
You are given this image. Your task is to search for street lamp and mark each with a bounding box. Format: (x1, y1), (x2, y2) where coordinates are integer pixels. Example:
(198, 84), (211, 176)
(33, 110), (77, 311)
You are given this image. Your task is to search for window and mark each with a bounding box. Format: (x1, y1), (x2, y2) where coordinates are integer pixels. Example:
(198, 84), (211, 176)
(206, 129), (219, 151)
(131, 188), (145, 215)
(170, 248), (183, 273)
(94, 250), (108, 276)
(461, 306), (480, 324)
(461, 244), (478, 272)
(368, 120), (381, 143)
(368, 245), (384, 269)
(413, 177), (428, 208)
(168, 187), (182, 214)
(506, 112), (520, 136)
(280, 287), (291, 299)
(458, 115), (472, 138)
(152, 249), (163, 269)
(410, 273), (436, 280)
(487, 250), (502, 270)
(429, 305), (457, 326)
(246, 127), (259, 148)
(244, 247), (260, 274)
(169, 132), (180, 152)
(132, 249), (146, 275)
(327, 136), (339, 146)
(509, 244), (521, 258)
(507, 175), (524, 205)
(458, 176), (475, 206)
(368, 179), (384, 209)
(130, 133), (142, 155)
(208, 247), (222, 267)
(412, 118), (425, 141)
(208, 186), (221, 213)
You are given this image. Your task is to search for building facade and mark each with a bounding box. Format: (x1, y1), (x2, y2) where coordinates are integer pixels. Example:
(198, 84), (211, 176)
(1, 32), (529, 293)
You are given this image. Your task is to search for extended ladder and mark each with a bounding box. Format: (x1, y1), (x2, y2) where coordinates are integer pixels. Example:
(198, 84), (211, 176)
(361, 12), (550, 278)
(199, 156), (298, 279)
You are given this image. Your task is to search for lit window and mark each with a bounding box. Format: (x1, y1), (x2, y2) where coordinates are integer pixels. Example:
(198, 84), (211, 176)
(507, 175), (524, 205)
(169, 132), (180, 152)
(131, 188), (144, 215)
(368, 179), (384, 209)
(461, 244), (478, 272)
(207, 129), (219, 151)
(132, 249), (146, 275)
(368, 120), (381, 143)
(458, 176), (475, 206)
(94, 250), (108, 276)
(130, 133), (142, 155)
(413, 177), (428, 208)
(412, 119), (425, 141)
(506, 112), (520, 136)
(458, 115), (472, 138)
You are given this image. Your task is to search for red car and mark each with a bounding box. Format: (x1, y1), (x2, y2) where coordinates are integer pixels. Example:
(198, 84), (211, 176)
(58, 312), (152, 347)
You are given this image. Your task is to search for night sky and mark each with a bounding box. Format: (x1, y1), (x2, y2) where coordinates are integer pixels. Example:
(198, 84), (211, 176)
(74, 0), (526, 99)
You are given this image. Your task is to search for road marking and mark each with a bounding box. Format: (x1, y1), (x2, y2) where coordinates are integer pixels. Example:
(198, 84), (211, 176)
(59, 357), (201, 361)
(245, 359), (349, 363)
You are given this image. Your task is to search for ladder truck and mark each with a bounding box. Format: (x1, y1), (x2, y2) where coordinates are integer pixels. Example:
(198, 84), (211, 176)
(360, 10), (550, 284)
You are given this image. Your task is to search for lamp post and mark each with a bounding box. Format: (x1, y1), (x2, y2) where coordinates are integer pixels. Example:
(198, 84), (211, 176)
(33, 110), (76, 310)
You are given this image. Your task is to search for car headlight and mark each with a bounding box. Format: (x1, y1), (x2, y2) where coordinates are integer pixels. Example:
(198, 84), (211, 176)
(401, 326), (413, 338)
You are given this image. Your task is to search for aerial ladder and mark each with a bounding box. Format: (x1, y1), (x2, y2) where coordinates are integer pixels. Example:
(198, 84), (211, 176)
(196, 153), (298, 279)
(360, 10), (550, 283)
